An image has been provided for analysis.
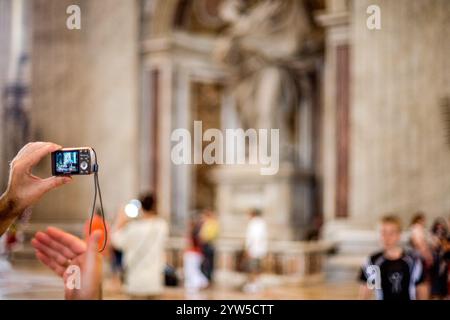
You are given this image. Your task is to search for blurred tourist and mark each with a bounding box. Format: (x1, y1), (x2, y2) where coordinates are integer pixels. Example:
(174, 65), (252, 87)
(184, 216), (209, 293)
(306, 214), (323, 241)
(429, 218), (450, 299)
(448, 215), (450, 297)
(359, 215), (428, 300)
(243, 208), (268, 293)
(199, 209), (219, 283)
(110, 246), (124, 288)
(409, 212), (433, 267)
(0, 233), (11, 273)
(111, 193), (168, 299)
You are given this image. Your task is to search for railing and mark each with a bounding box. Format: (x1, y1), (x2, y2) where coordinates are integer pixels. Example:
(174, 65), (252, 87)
(166, 237), (334, 283)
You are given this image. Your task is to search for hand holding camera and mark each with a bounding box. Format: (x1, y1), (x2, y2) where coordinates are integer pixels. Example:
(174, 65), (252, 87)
(0, 142), (72, 235)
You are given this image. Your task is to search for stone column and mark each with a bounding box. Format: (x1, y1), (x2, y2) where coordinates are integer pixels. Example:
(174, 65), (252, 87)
(0, 0), (30, 191)
(0, 0), (13, 190)
(29, 0), (139, 231)
(318, 0), (450, 254)
(349, 0), (450, 227)
(316, 0), (351, 236)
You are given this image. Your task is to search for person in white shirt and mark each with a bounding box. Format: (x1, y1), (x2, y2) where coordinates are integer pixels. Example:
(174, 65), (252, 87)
(112, 193), (168, 299)
(243, 209), (268, 293)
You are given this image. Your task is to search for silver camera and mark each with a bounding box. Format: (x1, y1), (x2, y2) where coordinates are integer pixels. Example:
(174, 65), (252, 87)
(52, 147), (96, 175)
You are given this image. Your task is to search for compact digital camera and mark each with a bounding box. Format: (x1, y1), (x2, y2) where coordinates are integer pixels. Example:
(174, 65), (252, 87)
(52, 147), (96, 176)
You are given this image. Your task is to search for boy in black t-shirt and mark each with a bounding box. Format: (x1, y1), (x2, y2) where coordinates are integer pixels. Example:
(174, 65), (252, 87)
(359, 215), (428, 300)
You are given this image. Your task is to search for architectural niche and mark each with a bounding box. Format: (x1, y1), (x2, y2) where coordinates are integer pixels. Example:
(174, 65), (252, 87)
(140, 0), (324, 240)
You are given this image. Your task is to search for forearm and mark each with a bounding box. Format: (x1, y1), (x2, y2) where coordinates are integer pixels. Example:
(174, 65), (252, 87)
(115, 219), (128, 230)
(358, 284), (372, 300)
(98, 282), (103, 300)
(113, 211), (129, 231)
(0, 192), (22, 236)
(416, 283), (429, 300)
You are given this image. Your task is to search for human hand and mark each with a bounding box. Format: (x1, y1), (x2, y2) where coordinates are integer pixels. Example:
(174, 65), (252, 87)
(1, 142), (72, 212)
(114, 206), (130, 230)
(0, 142), (72, 235)
(32, 227), (103, 300)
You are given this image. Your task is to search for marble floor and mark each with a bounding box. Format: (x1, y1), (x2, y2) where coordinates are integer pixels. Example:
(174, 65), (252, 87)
(0, 260), (360, 300)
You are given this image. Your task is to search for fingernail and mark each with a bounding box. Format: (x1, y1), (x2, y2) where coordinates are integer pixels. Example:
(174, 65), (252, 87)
(49, 143), (62, 149)
(93, 230), (101, 239)
(63, 177), (72, 184)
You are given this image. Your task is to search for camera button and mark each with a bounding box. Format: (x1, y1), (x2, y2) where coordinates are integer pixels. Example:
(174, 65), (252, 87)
(80, 161), (89, 171)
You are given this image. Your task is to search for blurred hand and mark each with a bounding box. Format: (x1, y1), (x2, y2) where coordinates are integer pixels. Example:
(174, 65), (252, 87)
(114, 206), (130, 230)
(0, 142), (72, 235)
(5, 142), (72, 210)
(32, 227), (103, 300)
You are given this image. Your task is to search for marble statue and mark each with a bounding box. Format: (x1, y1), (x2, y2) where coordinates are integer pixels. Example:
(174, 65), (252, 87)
(214, 0), (312, 134)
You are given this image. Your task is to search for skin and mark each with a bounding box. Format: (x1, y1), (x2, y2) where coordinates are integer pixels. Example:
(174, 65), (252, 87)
(359, 222), (429, 300)
(410, 218), (433, 266)
(114, 207), (130, 231)
(31, 227), (103, 300)
(0, 142), (72, 236)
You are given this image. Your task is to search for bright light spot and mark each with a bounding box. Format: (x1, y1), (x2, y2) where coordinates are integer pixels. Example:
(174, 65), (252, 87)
(130, 199), (142, 209)
(125, 201), (140, 218)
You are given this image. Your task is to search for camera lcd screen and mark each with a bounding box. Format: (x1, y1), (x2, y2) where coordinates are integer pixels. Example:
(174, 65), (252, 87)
(54, 150), (79, 174)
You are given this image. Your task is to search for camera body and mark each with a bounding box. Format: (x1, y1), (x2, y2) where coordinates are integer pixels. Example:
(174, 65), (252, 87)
(52, 147), (96, 176)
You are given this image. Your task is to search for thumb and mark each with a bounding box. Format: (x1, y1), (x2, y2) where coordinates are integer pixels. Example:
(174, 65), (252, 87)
(84, 231), (101, 280)
(39, 176), (72, 194)
(86, 230), (101, 256)
(82, 230), (102, 300)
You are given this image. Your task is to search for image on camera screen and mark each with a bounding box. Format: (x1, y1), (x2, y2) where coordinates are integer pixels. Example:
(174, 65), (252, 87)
(55, 151), (79, 174)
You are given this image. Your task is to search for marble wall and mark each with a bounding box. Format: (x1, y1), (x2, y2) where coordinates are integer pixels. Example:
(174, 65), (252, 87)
(348, 0), (450, 227)
(29, 0), (140, 223)
(0, 0), (12, 190)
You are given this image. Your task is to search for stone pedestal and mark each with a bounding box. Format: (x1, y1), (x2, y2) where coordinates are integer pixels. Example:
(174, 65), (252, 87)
(213, 163), (312, 241)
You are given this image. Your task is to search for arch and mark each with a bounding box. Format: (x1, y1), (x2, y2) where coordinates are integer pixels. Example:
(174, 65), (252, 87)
(144, 0), (225, 38)
(146, 0), (181, 37)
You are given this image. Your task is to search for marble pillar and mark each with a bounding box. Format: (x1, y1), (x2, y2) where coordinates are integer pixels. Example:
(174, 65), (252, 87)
(29, 0), (140, 228)
(318, 0), (450, 251)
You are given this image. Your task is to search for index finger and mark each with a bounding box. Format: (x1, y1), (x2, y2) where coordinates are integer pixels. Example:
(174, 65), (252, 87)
(20, 143), (62, 170)
(46, 227), (87, 255)
(16, 142), (60, 159)
(15, 142), (45, 158)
